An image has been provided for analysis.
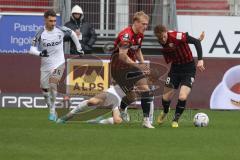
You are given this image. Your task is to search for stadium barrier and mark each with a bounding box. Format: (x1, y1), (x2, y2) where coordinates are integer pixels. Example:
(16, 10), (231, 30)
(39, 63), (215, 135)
(0, 54), (240, 109)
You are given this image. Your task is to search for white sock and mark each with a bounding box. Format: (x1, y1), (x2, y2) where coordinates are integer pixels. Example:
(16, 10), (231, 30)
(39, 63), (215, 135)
(99, 117), (114, 124)
(49, 83), (58, 114)
(144, 117), (150, 122)
(70, 100), (88, 114)
(149, 101), (154, 124)
(42, 91), (52, 108)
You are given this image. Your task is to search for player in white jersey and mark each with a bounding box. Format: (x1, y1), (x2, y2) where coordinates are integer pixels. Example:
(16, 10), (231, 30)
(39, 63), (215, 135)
(56, 84), (127, 124)
(56, 84), (155, 126)
(29, 10), (84, 121)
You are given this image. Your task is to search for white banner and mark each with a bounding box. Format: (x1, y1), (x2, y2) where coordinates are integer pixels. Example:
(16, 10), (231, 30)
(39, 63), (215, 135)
(178, 15), (240, 58)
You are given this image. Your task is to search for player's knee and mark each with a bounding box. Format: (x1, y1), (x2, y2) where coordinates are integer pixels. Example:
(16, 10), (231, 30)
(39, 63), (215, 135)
(162, 94), (171, 101)
(126, 92), (137, 102)
(178, 93), (188, 101)
(137, 85), (150, 92)
(163, 89), (175, 101)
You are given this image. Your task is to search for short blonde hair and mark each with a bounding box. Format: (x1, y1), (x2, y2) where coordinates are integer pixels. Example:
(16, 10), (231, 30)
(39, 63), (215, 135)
(133, 11), (149, 22)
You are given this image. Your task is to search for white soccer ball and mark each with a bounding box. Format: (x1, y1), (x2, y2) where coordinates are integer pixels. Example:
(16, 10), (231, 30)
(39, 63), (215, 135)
(193, 112), (209, 127)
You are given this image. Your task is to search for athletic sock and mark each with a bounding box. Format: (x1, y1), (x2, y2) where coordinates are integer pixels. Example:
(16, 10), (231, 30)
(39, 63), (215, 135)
(42, 90), (52, 108)
(70, 100), (88, 114)
(141, 91), (153, 117)
(173, 99), (186, 122)
(149, 101), (154, 124)
(162, 98), (171, 114)
(99, 117), (114, 124)
(49, 83), (58, 114)
(120, 95), (132, 110)
(60, 100), (89, 121)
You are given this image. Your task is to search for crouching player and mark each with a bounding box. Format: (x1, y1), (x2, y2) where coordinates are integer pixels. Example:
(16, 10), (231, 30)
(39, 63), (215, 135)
(57, 85), (155, 125)
(56, 84), (127, 124)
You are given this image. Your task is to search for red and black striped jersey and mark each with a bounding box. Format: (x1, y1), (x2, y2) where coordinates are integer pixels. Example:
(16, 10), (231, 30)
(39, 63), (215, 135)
(161, 31), (193, 64)
(112, 26), (144, 62)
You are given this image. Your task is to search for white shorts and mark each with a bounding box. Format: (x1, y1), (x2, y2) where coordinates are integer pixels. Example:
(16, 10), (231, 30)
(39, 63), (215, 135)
(40, 64), (65, 89)
(102, 85), (126, 110)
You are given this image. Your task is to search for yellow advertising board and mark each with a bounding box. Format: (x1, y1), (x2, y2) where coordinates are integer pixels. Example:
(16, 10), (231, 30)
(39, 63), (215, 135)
(66, 59), (110, 96)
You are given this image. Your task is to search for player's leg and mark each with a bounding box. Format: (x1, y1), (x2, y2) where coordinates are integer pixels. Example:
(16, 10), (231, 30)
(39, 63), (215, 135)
(57, 93), (107, 123)
(110, 63), (134, 122)
(172, 85), (191, 127)
(135, 77), (154, 128)
(72, 93), (106, 115)
(157, 86), (176, 124)
(42, 88), (51, 107)
(111, 63), (153, 128)
(157, 70), (179, 124)
(96, 107), (122, 125)
(40, 70), (55, 121)
(48, 64), (65, 121)
(149, 98), (154, 124)
(40, 71), (51, 108)
(172, 62), (196, 127)
(89, 85), (125, 125)
(172, 75), (194, 127)
(87, 84), (127, 125)
(123, 64), (154, 128)
(119, 92), (136, 122)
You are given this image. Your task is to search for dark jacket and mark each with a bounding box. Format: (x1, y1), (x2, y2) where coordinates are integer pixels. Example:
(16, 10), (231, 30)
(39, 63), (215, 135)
(64, 17), (97, 54)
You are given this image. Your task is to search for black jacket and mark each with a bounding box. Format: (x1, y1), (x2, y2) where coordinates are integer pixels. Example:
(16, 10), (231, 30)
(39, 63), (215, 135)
(64, 17), (97, 54)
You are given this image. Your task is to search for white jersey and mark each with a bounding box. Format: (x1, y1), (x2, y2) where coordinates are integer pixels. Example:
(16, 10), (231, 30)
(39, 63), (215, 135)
(32, 26), (72, 71)
(104, 85), (126, 109)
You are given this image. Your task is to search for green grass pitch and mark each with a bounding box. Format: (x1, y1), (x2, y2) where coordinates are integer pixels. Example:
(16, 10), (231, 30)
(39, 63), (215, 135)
(0, 108), (240, 160)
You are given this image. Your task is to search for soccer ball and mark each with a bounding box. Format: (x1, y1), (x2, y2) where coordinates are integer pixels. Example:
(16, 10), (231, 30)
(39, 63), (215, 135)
(193, 113), (209, 127)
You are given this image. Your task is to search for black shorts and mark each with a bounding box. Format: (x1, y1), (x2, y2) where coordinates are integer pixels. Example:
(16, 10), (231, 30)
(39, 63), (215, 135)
(165, 61), (196, 89)
(111, 64), (146, 94)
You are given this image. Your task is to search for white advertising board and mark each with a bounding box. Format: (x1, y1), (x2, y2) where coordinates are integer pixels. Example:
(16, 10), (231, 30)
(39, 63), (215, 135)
(178, 15), (240, 58)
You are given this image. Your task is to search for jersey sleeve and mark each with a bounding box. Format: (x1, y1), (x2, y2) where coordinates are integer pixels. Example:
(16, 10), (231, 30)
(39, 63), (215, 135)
(57, 26), (72, 37)
(117, 32), (131, 48)
(31, 28), (44, 47)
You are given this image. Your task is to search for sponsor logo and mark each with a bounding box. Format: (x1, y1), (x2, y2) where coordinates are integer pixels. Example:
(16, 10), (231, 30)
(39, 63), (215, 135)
(122, 33), (129, 41)
(66, 59), (110, 96)
(209, 30), (240, 54)
(0, 94), (84, 108)
(42, 39), (62, 47)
